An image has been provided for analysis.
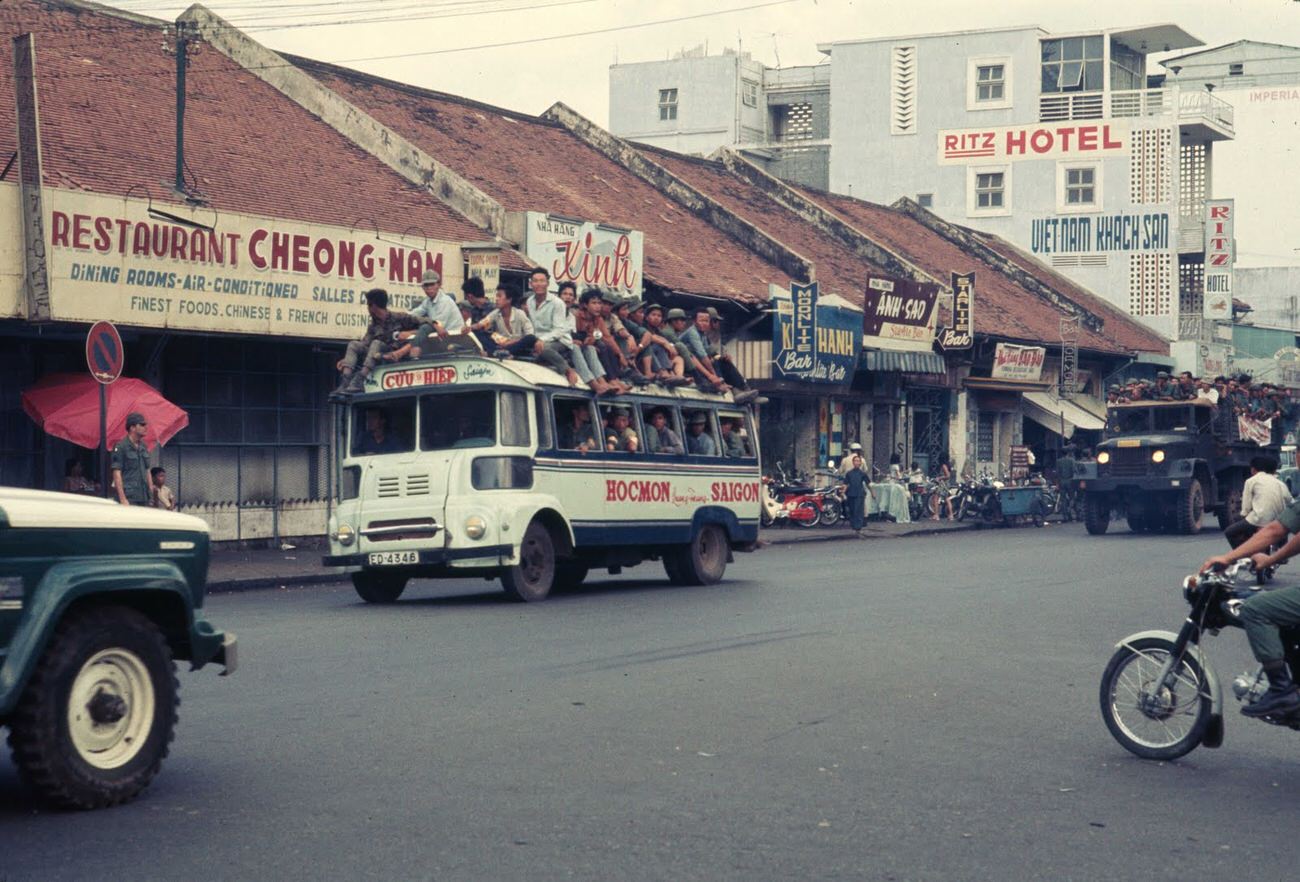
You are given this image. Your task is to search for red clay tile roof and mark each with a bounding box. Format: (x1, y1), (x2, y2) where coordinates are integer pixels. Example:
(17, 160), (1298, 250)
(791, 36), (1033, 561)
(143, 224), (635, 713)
(799, 187), (1168, 356)
(640, 147), (886, 308)
(0, 0), (486, 247)
(292, 58), (790, 304)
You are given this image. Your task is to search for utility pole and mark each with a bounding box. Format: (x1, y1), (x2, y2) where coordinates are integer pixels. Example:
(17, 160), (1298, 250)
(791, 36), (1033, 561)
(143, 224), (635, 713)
(162, 21), (199, 197)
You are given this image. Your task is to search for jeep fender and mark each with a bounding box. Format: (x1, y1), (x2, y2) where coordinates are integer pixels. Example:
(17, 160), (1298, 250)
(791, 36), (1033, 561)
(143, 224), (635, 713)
(0, 558), (209, 717)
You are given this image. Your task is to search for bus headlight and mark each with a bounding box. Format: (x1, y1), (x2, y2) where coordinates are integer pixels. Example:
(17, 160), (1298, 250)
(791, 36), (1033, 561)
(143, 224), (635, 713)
(465, 515), (487, 540)
(334, 523), (356, 546)
(1097, 451), (1110, 465)
(1152, 450), (1166, 463)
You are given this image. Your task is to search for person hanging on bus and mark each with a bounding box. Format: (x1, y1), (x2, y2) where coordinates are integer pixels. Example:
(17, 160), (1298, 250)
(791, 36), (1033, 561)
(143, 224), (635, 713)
(557, 400), (599, 453)
(703, 308), (759, 404)
(575, 289), (630, 395)
(644, 407), (684, 455)
(686, 412), (718, 456)
(604, 406), (640, 453)
(332, 288), (423, 398)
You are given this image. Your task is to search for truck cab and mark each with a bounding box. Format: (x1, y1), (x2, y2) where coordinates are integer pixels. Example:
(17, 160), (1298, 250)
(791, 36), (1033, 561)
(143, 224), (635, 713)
(1078, 400), (1269, 535)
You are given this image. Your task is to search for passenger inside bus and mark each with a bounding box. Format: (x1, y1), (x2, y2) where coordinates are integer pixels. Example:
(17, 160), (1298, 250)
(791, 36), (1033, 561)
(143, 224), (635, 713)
(685, 411), (717, 456)
(555, 399), (599, 453)
(719, 414), (753, 458)
(643, 406), (684, 455)
(419, 393), (495, 450)
(602, 405), (640, 453)
(352, 405), (414, 456)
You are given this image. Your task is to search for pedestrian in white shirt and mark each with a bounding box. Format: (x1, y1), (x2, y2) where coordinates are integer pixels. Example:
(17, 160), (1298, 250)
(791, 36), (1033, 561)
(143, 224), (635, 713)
(391, 269), (473, 360)
(1225, 455), (1294, 548)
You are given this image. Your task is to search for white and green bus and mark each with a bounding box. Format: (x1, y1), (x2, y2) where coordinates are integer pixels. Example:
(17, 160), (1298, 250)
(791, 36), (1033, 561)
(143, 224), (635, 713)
(324, 355), (762, 603)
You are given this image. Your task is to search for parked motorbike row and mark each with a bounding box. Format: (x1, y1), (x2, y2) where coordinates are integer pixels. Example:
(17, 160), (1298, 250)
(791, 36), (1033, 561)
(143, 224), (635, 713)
(761, 464), (844, 528)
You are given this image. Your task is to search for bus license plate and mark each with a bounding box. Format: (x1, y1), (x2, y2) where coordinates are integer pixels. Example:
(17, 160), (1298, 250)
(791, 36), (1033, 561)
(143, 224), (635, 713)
(368, 551), (418, 566)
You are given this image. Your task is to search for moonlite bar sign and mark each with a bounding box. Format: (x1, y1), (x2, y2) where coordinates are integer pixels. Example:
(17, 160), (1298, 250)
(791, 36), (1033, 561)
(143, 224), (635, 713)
(772, 282), (860, 384)
(937, 272), (974, 350)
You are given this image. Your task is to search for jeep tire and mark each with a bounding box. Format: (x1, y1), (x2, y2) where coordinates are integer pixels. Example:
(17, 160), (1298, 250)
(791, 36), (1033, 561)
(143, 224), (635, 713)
(1177, 479), (1205, 535)
(1084, 494), (1110, 535)
(7, 606), (178, 810)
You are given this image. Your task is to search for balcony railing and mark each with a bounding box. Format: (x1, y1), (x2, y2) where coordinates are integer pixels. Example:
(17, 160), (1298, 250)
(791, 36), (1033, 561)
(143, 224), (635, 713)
(1038, 88), (1234, 134)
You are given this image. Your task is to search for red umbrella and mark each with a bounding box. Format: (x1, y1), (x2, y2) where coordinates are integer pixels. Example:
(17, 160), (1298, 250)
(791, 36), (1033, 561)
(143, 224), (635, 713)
(21, 374), (190, 450)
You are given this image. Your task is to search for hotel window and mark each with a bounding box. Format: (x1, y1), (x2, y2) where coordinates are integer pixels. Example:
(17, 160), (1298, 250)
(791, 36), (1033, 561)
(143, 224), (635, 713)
(917, 193), (934, 208)
(658, 88), (678, 121)
(968, 166), (1009, 216)
(1057, 162), (1102, 212)
(1229, 63), (1244, 77)
(967, 57), (1012, 109)
(1041, 36), (1104, 93)
(976, 65), (1004, 101)
(741, 79), (759, 107)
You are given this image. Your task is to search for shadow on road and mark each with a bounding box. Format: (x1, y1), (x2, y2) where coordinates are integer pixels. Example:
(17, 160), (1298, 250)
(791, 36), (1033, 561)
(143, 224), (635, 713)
(368, 574), (757, 608)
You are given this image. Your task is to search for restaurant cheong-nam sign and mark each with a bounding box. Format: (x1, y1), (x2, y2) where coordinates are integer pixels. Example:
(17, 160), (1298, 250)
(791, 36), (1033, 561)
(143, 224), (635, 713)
(19, 187), (463, 339)
(522, 212), (644, 298)
(862, 274), (939, 351)
(771, 282), (862, 385)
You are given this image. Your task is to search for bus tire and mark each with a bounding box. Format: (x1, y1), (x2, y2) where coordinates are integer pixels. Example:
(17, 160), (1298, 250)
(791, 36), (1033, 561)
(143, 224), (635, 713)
(554, 561), (589, 590)
(667, 524), (729, 586)
(352, 572), (408, 604)
(501, 521), (556, 603)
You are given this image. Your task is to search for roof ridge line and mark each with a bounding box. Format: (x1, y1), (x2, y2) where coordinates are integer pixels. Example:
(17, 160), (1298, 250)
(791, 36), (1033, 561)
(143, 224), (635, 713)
(180, 3), (507, 239)
(541, 101), (814, 290)
(888, 196), (1108, 336)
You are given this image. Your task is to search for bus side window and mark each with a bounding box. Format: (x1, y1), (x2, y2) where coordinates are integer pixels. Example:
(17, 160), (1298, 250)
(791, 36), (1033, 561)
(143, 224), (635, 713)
(717, 410), (755, 459)
(554, 397), (599, 453)
(642, 404), (684, 455)
(684, 409), (719, 457)
(500, 390), (531, 447)
(534, 392), (554, 450)
(600, 403), (641, 453)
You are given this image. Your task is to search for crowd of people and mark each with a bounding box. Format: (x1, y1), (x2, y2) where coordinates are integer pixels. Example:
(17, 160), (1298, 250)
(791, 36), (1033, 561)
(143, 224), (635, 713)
(1107, 370), (1297, 426)
(330, 267), (758, 404)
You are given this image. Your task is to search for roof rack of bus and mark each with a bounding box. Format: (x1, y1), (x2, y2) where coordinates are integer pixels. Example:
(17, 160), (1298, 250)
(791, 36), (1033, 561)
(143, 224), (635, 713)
(1109, 400), (1216, 408)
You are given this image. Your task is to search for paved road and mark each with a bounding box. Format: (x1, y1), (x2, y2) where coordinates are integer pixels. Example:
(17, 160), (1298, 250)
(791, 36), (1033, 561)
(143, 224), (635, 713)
(4, 524), (1300, 881)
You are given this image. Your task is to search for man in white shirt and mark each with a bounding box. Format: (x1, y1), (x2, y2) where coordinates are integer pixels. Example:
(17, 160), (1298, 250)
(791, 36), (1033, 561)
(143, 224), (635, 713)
(523, 268), (582, 386)
(394, 269), (472, 359)
(1196, 379), (1220, 405)
(1225, 455), (1294, 548)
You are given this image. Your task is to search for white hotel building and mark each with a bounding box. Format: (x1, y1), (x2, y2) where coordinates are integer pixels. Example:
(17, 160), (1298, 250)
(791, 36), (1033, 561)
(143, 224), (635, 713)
(610, 24), (1237, 342)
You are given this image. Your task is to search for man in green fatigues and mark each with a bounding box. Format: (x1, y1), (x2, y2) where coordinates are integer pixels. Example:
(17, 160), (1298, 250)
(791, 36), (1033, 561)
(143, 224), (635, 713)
(1203, 498), (1300, 717)
(111, 411), (152, 506)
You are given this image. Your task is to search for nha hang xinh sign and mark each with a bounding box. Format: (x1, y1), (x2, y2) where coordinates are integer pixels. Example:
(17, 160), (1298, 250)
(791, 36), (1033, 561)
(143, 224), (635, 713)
(772, 282), (862, 385)
(522, 212), (644, 297)
(35, 187), (462, 339)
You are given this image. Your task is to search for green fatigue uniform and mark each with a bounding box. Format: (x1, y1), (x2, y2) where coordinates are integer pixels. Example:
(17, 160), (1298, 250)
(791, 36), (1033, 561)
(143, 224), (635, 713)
(608, 425), (639, 452)
(1240, 499), (1300, 664)
(721, 429), (747, 458)
(111, 436), (151, 505)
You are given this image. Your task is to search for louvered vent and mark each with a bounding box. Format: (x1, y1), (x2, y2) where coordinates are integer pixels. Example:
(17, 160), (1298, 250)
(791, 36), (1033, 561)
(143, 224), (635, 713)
(406, 473), (431, 496)
(891, 45), (917, 135)
(377, 476), (400, 498)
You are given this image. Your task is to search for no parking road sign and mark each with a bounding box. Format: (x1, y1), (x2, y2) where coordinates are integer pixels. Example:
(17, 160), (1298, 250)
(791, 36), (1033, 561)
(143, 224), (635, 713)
(85, 321), (124, 384)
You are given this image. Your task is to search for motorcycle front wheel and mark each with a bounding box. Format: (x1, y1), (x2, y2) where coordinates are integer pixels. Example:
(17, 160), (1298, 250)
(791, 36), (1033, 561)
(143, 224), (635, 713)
(820, 498), (842, 526)
(1099, 636), (1211, 761)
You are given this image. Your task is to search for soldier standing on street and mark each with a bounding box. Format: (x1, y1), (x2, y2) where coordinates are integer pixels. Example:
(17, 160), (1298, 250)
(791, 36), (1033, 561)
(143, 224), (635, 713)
(111, 412), (151, 506)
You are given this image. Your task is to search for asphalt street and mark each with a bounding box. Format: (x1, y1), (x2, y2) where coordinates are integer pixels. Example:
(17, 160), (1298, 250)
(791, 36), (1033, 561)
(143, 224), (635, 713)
(4, 524), (1300, 881)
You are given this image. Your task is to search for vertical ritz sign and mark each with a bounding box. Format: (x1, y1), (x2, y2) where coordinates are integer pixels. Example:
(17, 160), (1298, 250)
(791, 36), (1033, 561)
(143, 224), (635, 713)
(1203, 199), (1234, 321)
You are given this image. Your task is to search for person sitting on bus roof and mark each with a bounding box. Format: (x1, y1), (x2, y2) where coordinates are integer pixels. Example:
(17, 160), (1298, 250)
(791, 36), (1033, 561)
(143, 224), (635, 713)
(386, 269), (469, 361)
(720, 417), (748, 458)
(558, 403), (599, 453)
(524, 268), (584, 388)
(698, 307), (759, 404)
(355, 407), (405, 455)
(461, 276), (493, 324)
(556, 281), (618, 395)
(331, 288), (422, 399)
(612, 297), (645, 367)
(575, 289), (631, 395)
(638, 305), (691, 387)
(596, 290), (650, 386)
(644, 408), (684, 454)
(604, 406), (639, 453)
(469, 283), (538, 358)
(685, 412), (717, 456)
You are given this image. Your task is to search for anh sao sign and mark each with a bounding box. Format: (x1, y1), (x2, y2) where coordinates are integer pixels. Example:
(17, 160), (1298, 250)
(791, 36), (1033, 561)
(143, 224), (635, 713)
(938, 121), (1128, 165)
(13, 186), (463, 339)
(772, 282), (861, 384)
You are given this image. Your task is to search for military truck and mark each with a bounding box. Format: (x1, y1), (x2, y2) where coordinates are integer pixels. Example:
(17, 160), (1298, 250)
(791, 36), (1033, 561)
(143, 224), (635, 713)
(1077, 400), (1279, 535)
(0, 489), (236, 809)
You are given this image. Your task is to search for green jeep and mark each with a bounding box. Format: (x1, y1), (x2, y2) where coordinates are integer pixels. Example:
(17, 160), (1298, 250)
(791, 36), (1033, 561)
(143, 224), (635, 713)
(0, 488), (236, 809)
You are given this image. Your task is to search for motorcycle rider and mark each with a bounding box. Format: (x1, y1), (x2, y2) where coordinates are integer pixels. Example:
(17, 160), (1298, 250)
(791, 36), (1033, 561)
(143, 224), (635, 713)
(1223, 456), (1292, 548)
(1202, 496), (1300, 718)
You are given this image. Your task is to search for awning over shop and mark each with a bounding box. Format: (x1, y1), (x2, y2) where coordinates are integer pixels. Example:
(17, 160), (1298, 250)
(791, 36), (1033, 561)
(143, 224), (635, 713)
(1022, 391), (1106, 438)
(861, 349), (946, 375)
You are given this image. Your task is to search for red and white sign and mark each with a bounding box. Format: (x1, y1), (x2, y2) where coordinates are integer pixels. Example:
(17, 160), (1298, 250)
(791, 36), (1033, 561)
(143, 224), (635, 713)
(1203, 199), (1235, 321)
(523, 212), (644, 297)
(1239, 414), (1272, 447)
(991, 343), (1046, 382)
(937, 122), (1129, 165)
(379, 365), (458, 390)
(85, 320), (124, 384)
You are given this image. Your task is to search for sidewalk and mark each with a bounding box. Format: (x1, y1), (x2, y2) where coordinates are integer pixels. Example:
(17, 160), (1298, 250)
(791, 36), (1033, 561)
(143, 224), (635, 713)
(207, 519), (980, 593)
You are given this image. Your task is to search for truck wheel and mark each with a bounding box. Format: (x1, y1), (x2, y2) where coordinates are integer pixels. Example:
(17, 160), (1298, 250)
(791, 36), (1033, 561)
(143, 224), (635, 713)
(1177, 480), (1205, 535)
(352, 572), (408, 604)
(501, 520), (556, 602)
(666, 525), (729, 586)
(1084, 495), (1110, 535)
(6, 606), (178, 810)
(1218, 483), (1243, 532)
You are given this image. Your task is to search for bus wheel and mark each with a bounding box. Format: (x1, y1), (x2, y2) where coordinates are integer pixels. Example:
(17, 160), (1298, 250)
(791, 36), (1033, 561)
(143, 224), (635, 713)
(352, 572), (408, 604)
(501, 521), (556, 602)
(554, 561), (589, 590)
(667, 525), (728, 586)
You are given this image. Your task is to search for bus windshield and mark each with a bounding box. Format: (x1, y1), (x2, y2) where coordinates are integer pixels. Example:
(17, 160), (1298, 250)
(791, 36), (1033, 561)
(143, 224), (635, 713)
(419, 391), (496, 450)
(350, 400), (416, 457)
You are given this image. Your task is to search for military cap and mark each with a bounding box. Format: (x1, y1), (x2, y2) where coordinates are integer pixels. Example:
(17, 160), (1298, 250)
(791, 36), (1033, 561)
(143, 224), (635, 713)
(645, 303), (664, 315)
(1156, 371), (1170, 379)
(625, 297), (645, 312)
(610, 406), (631, 416)
(666, 308), (688, 321)
(706, 307), (723, 321)
(125, 412), (147, 429)
(1108, 384), (1121, 391)
(420, 269), (441, 285)
(688, 412), (708, 426)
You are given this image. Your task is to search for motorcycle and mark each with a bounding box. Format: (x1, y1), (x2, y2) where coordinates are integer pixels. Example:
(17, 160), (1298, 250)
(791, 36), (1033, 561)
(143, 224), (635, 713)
(770, 464), (841, 528)
(760, 475), (788, 528)
(1100, 559), (1300, 760)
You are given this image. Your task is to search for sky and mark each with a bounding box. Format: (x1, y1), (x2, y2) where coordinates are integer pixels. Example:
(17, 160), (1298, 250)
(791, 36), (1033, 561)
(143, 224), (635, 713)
(102, 0), (1300, 125)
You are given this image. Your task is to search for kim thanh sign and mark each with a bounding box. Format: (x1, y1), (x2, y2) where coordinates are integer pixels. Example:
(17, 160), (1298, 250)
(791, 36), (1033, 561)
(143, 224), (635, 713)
(772, 282), (861, 384)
